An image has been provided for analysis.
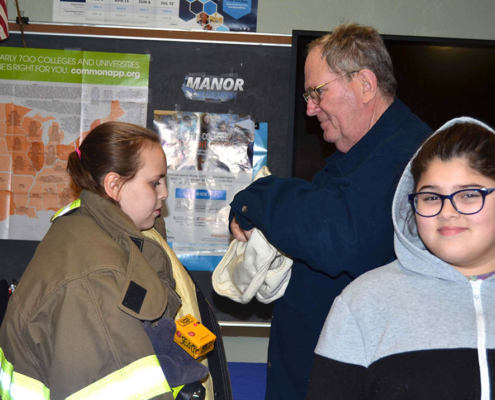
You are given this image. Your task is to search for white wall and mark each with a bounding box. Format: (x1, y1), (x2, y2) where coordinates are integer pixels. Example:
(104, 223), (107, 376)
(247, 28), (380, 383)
(257, 0), (495, 39)
(7, 0), (495, 40)
(7, 0), (52, 24)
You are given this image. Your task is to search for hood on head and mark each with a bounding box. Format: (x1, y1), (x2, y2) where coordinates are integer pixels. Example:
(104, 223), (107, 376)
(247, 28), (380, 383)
(391, 117), (495, 280)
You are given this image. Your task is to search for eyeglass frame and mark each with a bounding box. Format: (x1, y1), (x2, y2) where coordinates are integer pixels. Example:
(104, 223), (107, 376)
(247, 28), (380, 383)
(303, 70), (361, 105)
(408, 187), (495, 218)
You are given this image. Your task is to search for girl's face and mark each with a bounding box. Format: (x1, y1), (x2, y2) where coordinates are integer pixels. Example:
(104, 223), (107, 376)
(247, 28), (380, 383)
(118, 144), (168, 231)
(415, 157), (495, 276)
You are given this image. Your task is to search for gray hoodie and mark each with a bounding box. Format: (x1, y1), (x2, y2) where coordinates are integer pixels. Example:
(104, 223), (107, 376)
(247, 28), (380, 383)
(309, 118), (495, 400)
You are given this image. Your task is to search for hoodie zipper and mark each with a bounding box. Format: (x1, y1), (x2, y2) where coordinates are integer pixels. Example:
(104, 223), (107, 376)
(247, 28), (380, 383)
(471, 279), (491, 400)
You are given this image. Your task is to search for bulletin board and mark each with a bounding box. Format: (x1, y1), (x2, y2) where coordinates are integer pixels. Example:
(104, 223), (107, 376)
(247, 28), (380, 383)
(0, 26), (292, 322)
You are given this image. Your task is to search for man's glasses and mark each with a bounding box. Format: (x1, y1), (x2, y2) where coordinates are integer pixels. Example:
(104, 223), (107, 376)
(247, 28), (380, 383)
(303, 70), (360, 105)
(408, 188), (495, 217)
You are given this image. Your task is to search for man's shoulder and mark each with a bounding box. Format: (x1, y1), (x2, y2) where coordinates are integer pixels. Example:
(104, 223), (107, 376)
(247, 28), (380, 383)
(390, 98), (431, 136)
(375, 109), (431, 158)
(394, 112), (430, 144)
(400, 109), (431, 135)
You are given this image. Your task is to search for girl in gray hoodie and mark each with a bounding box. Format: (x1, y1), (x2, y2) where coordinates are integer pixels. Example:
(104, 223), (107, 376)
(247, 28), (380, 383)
(307, 117), (495, 400)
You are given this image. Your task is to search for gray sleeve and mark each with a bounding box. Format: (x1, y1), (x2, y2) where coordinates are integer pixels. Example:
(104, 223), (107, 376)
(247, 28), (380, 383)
(315, 295), (368, 367)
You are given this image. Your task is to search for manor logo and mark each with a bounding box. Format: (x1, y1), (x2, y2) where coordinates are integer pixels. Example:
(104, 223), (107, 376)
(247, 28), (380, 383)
(181, 73), (244, 103)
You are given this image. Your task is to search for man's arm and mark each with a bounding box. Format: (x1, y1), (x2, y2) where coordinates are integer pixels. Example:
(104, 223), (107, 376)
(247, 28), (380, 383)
(230, 156), (402, 278)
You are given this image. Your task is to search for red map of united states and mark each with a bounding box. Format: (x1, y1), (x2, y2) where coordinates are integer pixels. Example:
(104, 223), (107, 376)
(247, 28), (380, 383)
(0, 100), (125, 222)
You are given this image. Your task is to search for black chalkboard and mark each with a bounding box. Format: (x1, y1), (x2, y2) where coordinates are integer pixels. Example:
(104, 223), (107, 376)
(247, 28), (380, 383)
(0, 32), (291, 322)
(1, 33), (291, 176)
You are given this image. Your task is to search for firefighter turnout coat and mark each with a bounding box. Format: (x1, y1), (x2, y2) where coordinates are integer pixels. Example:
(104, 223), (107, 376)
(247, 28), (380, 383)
(0, 190), (182, 399)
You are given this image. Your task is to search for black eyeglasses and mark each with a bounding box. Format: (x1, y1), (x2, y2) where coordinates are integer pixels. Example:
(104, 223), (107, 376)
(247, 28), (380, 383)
(303, 70), (360, 105)
(408, 188), (495, 217)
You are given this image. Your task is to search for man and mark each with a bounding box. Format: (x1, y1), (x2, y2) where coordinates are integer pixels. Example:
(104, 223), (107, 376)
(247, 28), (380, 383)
(229, 23), (431, 399)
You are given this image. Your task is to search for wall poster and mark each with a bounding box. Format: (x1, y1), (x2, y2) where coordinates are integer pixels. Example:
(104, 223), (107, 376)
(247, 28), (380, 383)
(53, 0), (258, 32)
(154, 110), (267, 270)
(0, 46), (150, 240)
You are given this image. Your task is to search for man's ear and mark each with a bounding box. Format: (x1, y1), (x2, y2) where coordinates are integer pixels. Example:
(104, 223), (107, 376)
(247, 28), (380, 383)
(103, 172), (123, 202)
(357, 69), (378, 104)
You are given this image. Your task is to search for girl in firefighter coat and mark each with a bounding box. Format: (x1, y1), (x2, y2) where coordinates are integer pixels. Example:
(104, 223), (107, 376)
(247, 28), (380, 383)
(0, 122), (231, 400)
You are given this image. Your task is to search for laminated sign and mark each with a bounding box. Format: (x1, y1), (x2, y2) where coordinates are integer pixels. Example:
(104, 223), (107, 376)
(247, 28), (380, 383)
(154, 110), (265, 271)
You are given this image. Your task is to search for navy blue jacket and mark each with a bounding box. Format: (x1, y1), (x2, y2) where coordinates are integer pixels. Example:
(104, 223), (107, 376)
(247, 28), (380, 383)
(229, 99), (431, 400)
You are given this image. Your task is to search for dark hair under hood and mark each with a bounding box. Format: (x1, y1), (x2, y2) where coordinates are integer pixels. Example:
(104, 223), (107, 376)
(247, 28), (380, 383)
(392, 117), (495, 281)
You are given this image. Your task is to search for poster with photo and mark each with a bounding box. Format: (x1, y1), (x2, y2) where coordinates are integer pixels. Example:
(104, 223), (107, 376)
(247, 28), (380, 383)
(52, 0), (258, 32)
(154, 110), (266, 270)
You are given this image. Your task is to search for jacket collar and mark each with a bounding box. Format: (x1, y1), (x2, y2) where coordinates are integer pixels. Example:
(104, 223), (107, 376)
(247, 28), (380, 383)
(153, 213), (168, 240)
(79, 191), (178, 320)
(79, 190), (143, 240)
(325, 98), (411, 177)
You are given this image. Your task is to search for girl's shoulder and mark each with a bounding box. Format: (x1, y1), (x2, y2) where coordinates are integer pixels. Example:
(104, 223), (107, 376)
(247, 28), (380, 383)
(338, 261), (412, 311)
(344, 261), (403, 291)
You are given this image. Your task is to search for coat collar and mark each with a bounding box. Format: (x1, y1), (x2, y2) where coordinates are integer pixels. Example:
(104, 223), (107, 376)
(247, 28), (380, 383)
(79, 190), (143, 239)
(72, 191), (178, 320)
(325, 98), (411, 177)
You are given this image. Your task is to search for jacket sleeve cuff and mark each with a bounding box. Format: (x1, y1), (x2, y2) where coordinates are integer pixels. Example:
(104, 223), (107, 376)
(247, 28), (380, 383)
(228, 207), (254, 232)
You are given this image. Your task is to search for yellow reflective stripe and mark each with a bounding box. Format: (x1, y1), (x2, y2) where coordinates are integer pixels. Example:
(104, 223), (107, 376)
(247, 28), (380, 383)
(0, 347), (50, 400)
(67, 355), (171, 400)
(0, 347), (13, 399)
(11, 372), (50, 400)
(172, 385), (185, 398)
(69, 198), (81, 210)
(51, 198), (81, 222)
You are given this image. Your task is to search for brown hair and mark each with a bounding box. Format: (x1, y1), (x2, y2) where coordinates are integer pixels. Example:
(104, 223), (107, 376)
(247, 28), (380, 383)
(308, 23), (396, 98)
(411, 122), (495, 190)
(67, 121), (160, 202)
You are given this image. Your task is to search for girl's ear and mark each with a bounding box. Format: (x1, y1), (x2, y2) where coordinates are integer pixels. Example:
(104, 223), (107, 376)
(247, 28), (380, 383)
(103, 172), (123, 202)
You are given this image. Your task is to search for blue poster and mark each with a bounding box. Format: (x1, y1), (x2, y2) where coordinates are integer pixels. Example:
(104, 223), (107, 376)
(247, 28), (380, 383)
(179, 0), (258, 32)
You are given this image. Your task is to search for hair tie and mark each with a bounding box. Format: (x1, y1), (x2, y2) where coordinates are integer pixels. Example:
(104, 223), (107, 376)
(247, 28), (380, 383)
(75, 148), (82, 160)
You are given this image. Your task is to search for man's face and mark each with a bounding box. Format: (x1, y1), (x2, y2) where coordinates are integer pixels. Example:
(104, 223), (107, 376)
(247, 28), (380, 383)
(304, 48), (367, 153)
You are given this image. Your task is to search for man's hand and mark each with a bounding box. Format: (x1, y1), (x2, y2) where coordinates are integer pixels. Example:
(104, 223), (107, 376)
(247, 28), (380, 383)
(230, 216), (254, 242)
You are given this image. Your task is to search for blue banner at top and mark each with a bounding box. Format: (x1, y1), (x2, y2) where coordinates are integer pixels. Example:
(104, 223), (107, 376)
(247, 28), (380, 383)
(176, 188), (227, 201)
(223, 0), (252, 20)
(179, 0), (257, 32)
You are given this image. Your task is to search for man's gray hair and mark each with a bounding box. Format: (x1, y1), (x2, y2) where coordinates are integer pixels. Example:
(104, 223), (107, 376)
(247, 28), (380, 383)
(308, 23), (397, 98)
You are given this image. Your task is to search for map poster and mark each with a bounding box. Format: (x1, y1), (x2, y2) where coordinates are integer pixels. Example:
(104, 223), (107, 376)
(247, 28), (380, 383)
(0, 47), (150, 240)
(53, 0), (258, 32)
(154, 110), (257, 271)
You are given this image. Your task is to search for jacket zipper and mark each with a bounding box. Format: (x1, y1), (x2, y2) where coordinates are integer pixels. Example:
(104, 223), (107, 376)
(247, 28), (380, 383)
(471, 279), (490, 400)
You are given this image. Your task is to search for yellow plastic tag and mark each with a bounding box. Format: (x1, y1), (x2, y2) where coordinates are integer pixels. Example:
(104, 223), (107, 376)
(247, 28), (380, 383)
(174, 314), (216, 359)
